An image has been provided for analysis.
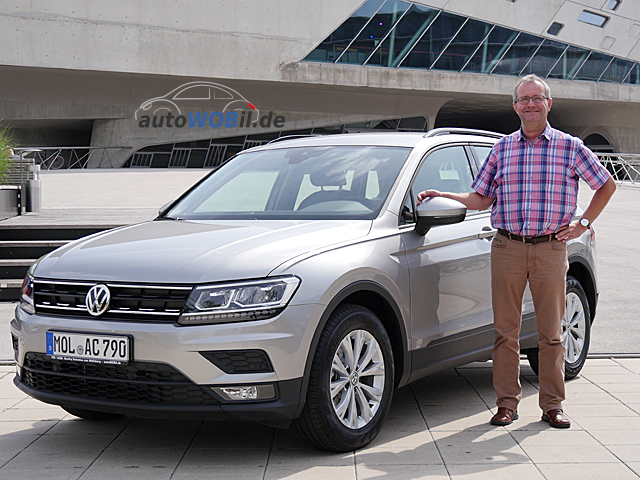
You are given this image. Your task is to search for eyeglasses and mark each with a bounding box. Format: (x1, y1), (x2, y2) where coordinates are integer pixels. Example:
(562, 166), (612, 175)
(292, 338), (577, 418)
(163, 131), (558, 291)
(515, 95), (548, 105)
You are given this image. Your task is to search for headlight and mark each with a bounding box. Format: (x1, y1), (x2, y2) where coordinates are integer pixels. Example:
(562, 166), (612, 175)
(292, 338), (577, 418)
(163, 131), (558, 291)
(20, 273), (35, 314)
(178, 276), (300, 325)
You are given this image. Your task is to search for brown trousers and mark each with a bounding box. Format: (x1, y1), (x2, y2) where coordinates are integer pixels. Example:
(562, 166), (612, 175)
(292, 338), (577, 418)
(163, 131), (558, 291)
(491, 232), (568, 413)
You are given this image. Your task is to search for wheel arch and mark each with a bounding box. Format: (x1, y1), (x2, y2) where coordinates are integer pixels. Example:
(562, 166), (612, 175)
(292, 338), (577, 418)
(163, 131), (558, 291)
(568, 255), (598, 323)
(294, 281), (410, 418)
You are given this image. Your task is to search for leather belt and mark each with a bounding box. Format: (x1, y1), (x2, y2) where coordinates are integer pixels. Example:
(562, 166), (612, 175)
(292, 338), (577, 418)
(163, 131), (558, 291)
(497, 229), (555, 244)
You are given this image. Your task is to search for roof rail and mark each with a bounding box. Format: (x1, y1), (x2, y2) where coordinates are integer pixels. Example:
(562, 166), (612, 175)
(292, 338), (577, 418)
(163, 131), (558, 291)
(424, 128), (504, 139)
(266, 134), (321, 145)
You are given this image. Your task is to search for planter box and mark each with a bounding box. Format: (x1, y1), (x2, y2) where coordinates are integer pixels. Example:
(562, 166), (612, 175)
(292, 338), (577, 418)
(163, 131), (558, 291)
(0, 186), (20, 220)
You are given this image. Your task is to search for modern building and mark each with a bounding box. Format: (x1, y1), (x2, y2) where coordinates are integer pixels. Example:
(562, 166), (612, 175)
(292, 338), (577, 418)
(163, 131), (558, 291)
(1, 0), (639, 168)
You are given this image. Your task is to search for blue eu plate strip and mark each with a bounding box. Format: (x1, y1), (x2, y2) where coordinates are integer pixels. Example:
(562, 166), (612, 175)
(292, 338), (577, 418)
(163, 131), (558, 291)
(46, 332), (53, 355)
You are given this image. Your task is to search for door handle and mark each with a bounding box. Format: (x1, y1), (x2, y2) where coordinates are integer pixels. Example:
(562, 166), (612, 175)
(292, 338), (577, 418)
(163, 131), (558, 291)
(479, 226), (496, 239)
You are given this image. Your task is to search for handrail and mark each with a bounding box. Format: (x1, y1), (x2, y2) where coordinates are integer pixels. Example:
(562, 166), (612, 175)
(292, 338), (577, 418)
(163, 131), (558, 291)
(15, 146), (130, 169)
(597, 153), (640, 187)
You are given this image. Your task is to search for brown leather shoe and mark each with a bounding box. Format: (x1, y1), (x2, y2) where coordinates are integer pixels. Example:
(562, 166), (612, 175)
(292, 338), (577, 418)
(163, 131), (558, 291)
(490, 407), (519, 426)
(542, 409), (571, 429)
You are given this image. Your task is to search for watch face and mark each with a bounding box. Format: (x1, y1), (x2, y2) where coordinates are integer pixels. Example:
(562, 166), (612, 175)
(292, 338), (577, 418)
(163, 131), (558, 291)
(580, 218), (589, 227)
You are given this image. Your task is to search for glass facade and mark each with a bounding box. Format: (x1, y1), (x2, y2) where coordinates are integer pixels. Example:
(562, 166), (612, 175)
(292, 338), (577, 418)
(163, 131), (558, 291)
(304, 0), (640, 85)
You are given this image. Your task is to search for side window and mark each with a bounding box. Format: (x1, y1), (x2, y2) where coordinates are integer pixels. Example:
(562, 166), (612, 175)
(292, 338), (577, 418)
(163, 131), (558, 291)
(472, 145), (493, 170)
(412, 146), (474, 194)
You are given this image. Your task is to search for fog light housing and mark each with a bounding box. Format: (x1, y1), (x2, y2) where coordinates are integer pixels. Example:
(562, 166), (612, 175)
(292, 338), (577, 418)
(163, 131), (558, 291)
(211, 384), (276, 401)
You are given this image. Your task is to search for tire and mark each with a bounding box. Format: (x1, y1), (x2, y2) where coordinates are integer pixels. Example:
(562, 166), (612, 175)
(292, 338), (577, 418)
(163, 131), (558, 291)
(294, 304), (395, 452)
(61, 406), (124, 421)
(525, 275), (591, 380)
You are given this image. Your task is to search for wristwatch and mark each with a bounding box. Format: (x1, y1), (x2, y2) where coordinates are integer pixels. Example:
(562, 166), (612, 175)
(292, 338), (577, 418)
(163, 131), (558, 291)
(580, 217), (590, 228)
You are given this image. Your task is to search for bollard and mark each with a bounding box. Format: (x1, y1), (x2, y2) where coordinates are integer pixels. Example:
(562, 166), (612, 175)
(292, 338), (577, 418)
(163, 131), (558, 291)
(23, 164), (41, 213)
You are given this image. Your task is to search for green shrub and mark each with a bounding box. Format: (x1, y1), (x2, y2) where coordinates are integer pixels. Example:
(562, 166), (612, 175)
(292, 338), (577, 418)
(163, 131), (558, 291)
(0, 123), (16, 185)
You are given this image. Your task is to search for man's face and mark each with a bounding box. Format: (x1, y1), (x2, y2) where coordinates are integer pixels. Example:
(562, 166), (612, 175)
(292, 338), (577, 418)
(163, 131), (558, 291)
(513, 81), (552, 126)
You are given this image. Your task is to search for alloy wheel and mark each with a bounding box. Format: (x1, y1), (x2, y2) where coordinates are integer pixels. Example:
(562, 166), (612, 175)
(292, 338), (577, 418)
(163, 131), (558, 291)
(330, 329), (385, 429)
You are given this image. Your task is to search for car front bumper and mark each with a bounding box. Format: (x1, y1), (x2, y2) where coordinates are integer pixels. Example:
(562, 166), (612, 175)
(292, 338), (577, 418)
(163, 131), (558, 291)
(10, 303), (322, 423)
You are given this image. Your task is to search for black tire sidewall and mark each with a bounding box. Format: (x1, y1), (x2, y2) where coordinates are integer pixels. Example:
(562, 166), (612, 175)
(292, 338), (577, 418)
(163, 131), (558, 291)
(310, 305), (394, 451)
(564, 276), (591, 379)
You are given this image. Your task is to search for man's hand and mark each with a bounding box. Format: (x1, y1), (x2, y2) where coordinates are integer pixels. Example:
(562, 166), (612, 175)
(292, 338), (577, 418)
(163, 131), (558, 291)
(417, 189), (442, 205)
(555, 221), (588, 243)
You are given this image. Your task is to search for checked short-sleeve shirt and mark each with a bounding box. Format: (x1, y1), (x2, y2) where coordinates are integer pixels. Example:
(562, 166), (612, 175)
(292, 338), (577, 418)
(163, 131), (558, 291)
(471, 124), (611, 237)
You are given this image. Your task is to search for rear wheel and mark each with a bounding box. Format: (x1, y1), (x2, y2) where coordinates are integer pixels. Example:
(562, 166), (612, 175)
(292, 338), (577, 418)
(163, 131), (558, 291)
(62, 406), (124, 421)
(295, 304), (394, 452)
(525, 275), (591, 380)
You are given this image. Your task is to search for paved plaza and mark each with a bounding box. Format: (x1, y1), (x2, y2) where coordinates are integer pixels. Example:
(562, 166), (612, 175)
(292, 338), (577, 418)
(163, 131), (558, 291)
(1, 359), (640, 479)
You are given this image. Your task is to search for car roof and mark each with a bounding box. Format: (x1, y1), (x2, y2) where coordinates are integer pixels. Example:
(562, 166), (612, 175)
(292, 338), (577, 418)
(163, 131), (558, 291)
(248, 130), (501, 152)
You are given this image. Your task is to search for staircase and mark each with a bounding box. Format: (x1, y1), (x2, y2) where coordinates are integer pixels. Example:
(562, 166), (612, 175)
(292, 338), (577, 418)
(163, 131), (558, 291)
(0, 226), (107, 301)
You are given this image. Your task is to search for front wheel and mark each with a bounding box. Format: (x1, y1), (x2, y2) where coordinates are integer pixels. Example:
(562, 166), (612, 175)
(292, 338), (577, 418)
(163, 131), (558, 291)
(525, 275), (591, 380)
(294, 304), (394, 452)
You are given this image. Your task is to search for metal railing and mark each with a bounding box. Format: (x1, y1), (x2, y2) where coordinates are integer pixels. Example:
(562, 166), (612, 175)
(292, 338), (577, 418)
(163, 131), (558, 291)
(597, 153), (640, 186)
(15, 147), (130, 170)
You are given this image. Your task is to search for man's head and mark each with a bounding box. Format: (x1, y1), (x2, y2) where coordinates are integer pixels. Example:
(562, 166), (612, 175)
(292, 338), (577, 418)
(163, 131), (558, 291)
(513, 74), (553, 130)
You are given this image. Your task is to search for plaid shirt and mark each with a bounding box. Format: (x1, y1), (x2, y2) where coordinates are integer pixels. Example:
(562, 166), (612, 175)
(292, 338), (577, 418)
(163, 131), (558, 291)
(472, 124), (611, 236)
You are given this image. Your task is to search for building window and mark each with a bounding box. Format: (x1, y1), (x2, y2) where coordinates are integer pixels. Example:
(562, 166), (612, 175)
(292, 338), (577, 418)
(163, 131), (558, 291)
(606, 0), (621, 11)
(578, 11), (609, 28)
(547, 22), (563, 36)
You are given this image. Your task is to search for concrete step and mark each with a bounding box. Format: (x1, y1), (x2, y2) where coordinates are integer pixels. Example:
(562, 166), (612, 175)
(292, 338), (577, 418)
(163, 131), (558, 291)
(0, 240), (68, 259)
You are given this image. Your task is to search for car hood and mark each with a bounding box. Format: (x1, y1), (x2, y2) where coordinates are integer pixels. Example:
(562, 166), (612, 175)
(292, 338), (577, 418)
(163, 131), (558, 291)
(34, 219), (372, 284)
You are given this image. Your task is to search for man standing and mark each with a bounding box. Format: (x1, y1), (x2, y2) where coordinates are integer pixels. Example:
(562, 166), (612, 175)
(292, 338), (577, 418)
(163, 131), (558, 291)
(418, 74), (616, 428)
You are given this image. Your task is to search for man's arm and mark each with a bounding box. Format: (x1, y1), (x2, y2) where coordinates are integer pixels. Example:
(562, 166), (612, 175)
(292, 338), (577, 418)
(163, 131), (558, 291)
(556, 177), (616, 243)
(417, 189), (494, 211)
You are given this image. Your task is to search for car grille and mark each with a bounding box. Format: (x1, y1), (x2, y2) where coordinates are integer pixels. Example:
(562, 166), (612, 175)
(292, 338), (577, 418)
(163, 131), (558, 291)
(33, 280), (192, 322)
(21, 352), (219, 406)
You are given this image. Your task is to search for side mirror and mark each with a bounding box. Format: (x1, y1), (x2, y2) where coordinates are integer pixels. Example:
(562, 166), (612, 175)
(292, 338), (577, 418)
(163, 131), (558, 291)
(415, 197), (467, 236)
(157, 200), (175, 218)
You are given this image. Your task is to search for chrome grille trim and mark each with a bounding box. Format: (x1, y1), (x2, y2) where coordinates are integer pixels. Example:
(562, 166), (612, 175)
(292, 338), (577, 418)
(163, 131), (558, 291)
(33, 280), (193, 322)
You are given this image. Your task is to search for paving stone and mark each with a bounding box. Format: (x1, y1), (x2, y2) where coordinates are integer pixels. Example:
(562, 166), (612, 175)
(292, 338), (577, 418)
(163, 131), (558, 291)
(536, 462), (640, 480)
(264, 466), (356, 480)
(357, 464), (449, 479)
(447, 463), (545, 480)
(520, 444), (621, 464)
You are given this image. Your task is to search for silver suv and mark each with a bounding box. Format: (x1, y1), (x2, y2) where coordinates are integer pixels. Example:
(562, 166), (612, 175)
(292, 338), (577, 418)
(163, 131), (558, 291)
(12, 130), (599, 451)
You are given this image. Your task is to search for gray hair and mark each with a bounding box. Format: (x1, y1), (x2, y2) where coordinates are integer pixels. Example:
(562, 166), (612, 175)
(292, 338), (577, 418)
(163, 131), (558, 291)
(513, 74), (551, 102)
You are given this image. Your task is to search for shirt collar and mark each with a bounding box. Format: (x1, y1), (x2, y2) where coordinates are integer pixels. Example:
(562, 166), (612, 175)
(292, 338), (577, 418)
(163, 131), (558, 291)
(517, 123), (552, 142)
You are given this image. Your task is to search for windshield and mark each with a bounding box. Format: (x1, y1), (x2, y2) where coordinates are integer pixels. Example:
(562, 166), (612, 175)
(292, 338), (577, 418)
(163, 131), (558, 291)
(167, 145), (411, 220)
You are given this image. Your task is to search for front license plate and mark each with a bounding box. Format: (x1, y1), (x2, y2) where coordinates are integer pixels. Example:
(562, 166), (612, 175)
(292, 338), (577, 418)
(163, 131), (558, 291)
(46, 331), (131, 364)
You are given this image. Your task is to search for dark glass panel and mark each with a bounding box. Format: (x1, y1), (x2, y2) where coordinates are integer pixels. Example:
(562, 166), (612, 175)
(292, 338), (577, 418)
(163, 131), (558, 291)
(547, 45), (590, 79)
(547, 22), (563, 36)
(600, 58), (635, 83)
(462, 25), (518, 74)
(337, 0), (411, 65)
(399, 11), (466, 69)
(365, 4), (439, 67)
(432, 19), (492, 71)
(492, 32), (543, 75)
(574, 51), (613, 81)
(303, 0), (385, 63)
(521, 39), (566, 77)
(623, 64), (640, 84)
(398, 116), (428, 131)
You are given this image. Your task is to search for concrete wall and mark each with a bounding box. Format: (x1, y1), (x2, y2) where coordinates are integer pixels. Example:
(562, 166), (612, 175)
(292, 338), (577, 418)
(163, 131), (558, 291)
(3, 0), (640, 161)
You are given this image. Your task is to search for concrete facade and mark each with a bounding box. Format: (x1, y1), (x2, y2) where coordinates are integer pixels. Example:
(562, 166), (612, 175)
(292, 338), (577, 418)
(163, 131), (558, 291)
(1, 0), (640, 166)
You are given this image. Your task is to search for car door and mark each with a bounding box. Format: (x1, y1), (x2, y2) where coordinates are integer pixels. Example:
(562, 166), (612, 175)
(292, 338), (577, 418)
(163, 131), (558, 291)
(402, 144), (494, 379)
(470, 144), (534, 320)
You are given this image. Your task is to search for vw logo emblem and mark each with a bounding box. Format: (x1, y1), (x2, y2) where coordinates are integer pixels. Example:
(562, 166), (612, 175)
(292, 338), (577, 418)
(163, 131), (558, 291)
(86, 284), (111, 317)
